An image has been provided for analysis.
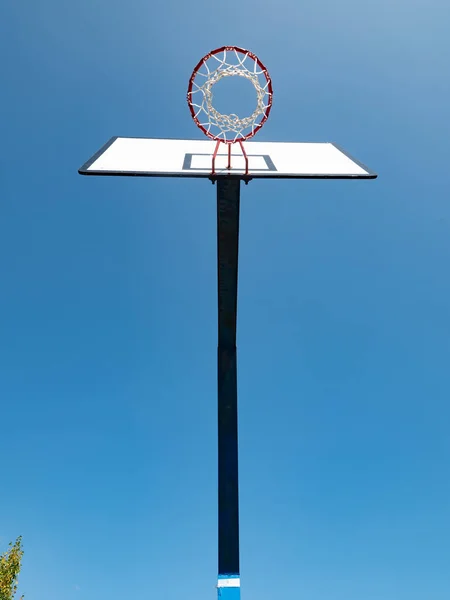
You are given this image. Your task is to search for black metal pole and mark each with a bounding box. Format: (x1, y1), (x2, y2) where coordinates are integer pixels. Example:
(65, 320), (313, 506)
(217, 178), (241, 583)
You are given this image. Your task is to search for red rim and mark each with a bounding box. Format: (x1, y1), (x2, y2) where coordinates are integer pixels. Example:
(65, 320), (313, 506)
(187, 46), (273, 143)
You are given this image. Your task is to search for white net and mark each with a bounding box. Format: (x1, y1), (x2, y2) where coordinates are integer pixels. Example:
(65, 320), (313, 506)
(188, 47), (272, 143)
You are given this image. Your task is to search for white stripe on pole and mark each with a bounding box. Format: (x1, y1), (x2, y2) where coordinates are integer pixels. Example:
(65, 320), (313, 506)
(217, 578), (241, 588)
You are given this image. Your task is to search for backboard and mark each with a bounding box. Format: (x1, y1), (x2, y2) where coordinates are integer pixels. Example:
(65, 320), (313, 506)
(78, 137), (377, 180)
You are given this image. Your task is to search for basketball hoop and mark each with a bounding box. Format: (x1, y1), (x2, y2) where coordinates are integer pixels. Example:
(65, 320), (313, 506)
(187, 46), (273, 176)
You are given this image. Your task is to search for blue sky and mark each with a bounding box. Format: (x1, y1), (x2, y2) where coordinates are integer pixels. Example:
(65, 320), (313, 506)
(2, 0), (450, 599)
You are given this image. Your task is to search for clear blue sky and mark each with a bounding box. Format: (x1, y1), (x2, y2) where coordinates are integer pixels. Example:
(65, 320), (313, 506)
(2, 1), (450, 599)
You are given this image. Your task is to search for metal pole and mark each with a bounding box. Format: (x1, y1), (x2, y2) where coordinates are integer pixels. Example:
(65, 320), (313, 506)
(216, 178), (241, 598)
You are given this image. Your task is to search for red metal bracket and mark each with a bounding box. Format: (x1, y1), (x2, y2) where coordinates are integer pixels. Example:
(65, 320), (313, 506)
(211, 140), (249, 177)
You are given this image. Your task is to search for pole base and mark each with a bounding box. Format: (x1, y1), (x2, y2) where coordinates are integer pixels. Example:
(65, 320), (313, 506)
(217, 576), (241, 600)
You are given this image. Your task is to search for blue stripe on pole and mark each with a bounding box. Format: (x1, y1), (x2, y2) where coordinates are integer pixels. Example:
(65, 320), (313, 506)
(218, 588), (241, 600)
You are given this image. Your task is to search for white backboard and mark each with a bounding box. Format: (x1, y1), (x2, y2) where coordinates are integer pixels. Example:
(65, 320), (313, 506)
(79, 137), (376, 179)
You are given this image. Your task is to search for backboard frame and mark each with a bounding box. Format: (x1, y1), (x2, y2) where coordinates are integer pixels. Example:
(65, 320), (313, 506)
(78, 136), (378, 181)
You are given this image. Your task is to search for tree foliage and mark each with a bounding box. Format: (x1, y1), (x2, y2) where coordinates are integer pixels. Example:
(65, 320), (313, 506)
(0, 537), (24, 600)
